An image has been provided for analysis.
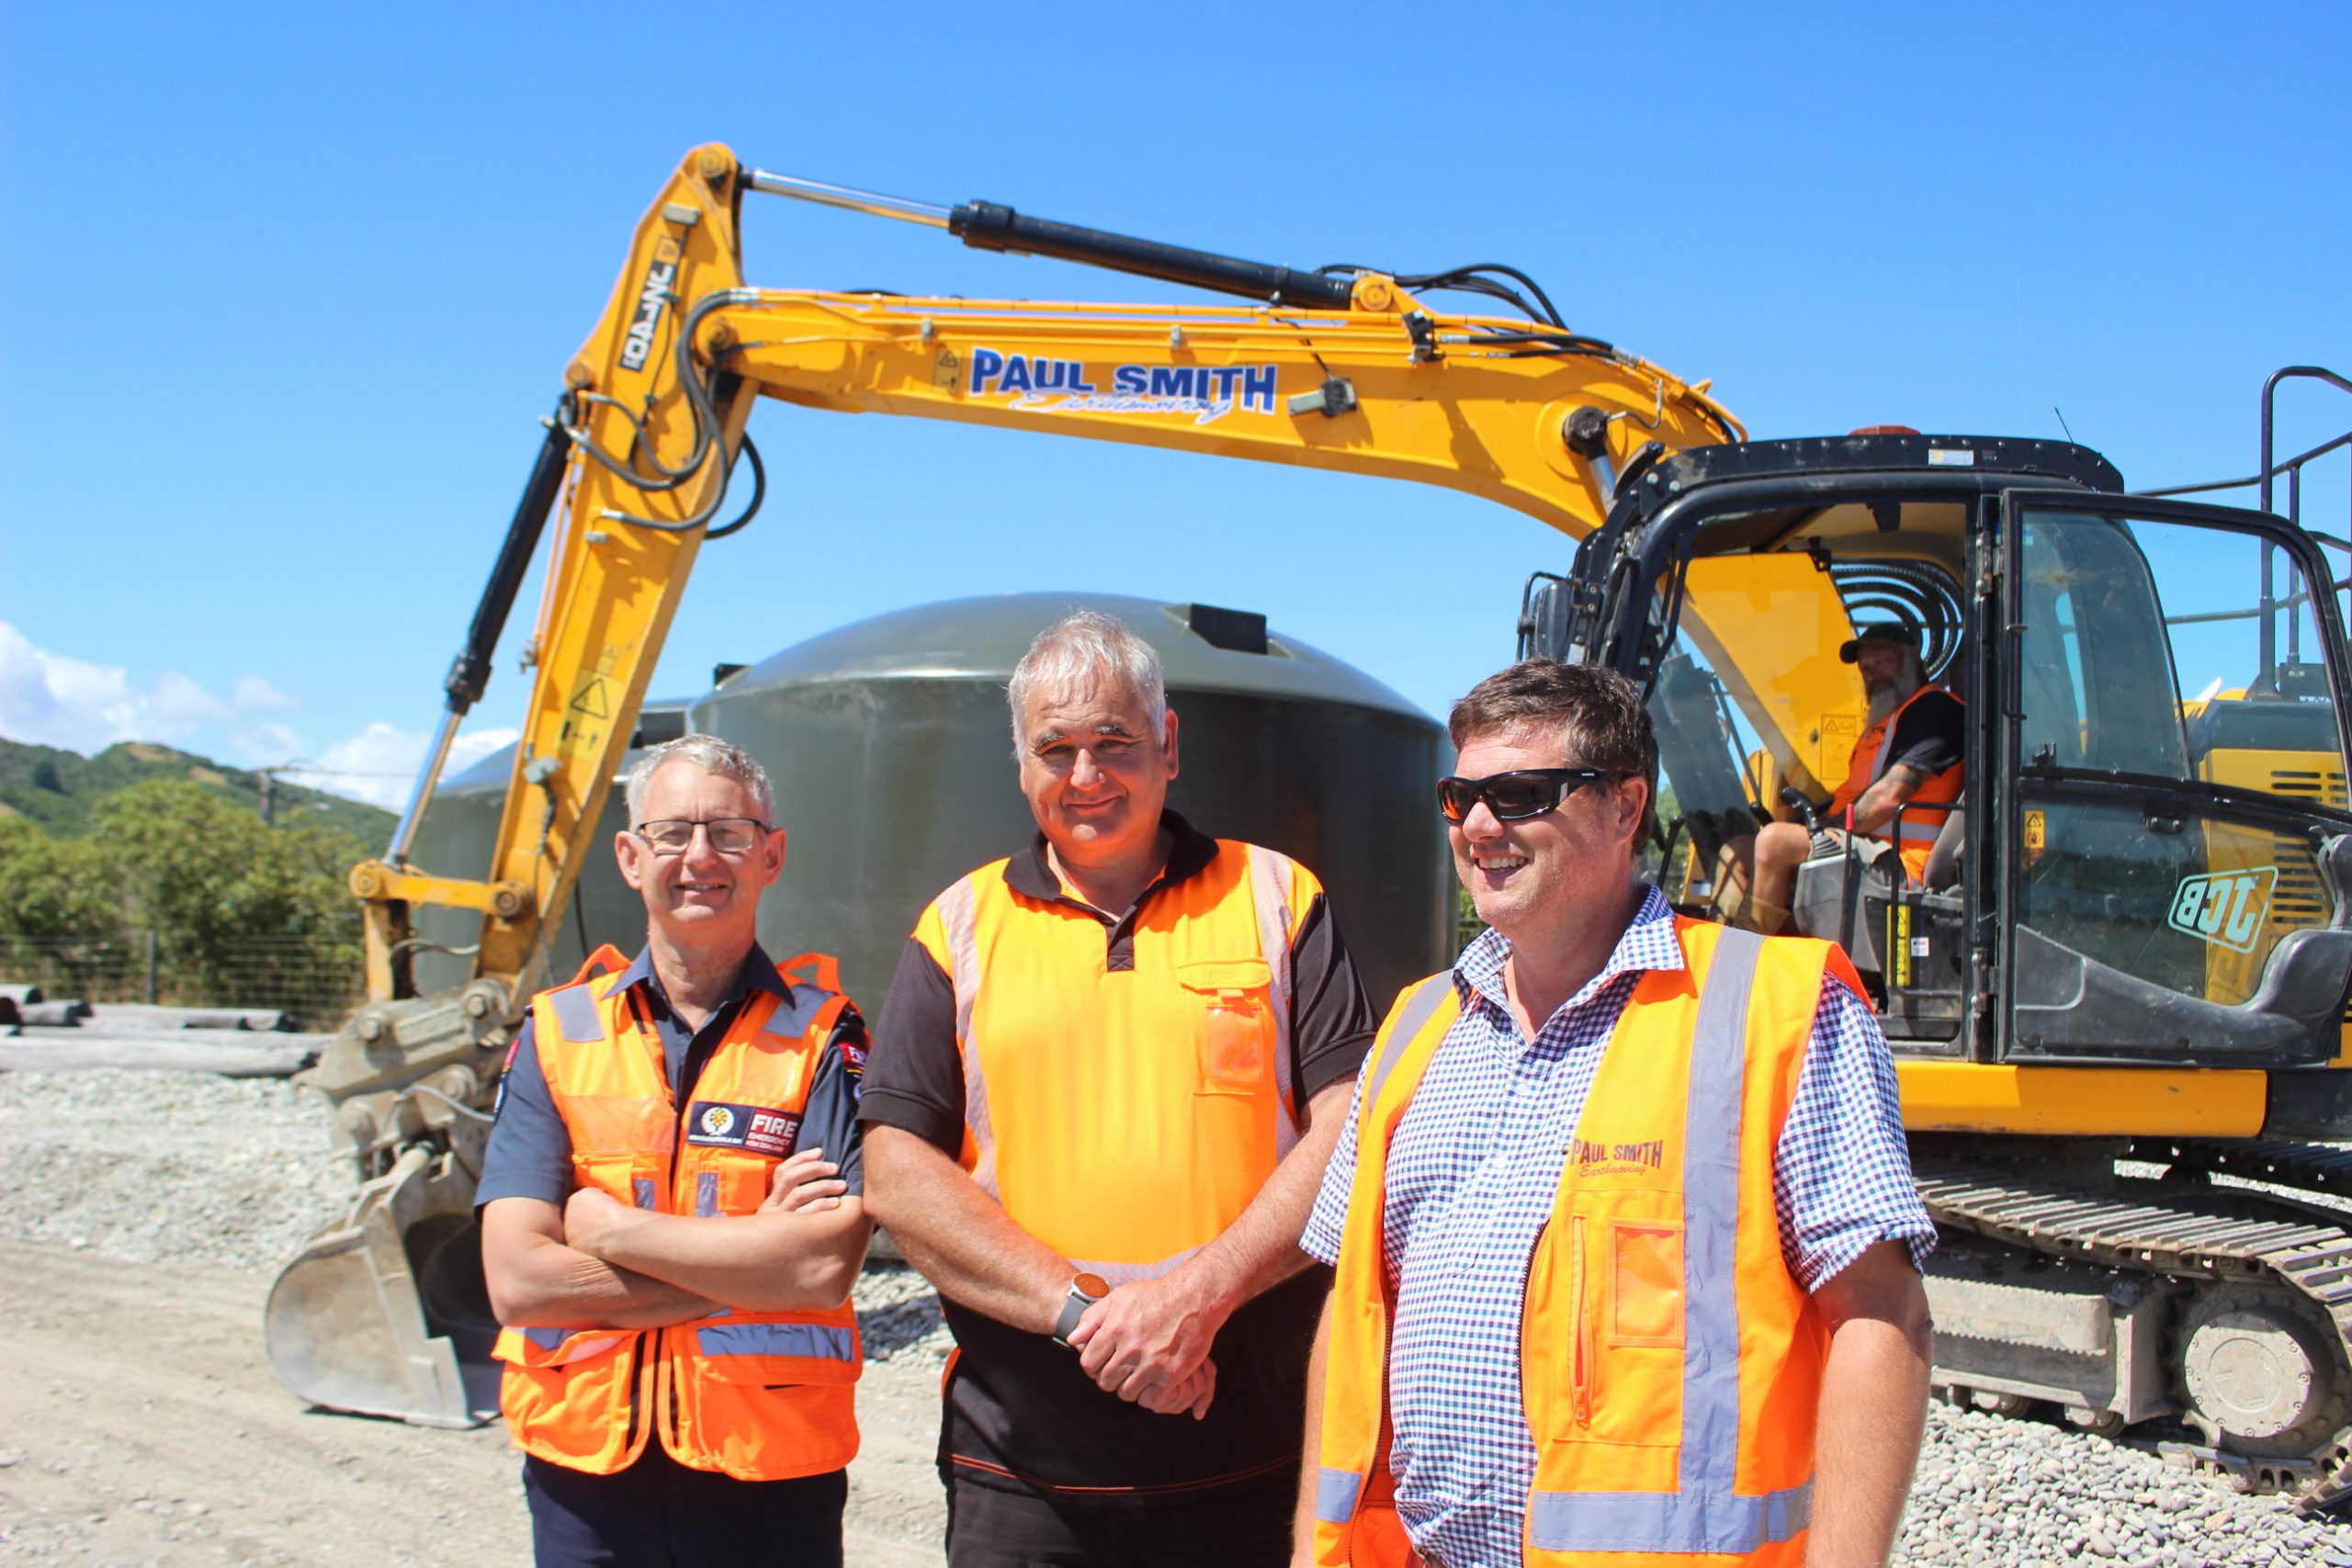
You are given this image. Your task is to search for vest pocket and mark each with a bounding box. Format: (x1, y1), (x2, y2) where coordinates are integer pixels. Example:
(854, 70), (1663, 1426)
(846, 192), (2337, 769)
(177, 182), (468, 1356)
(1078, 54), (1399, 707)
(574, 1152), (664, 1211)
(685, 1148), (786, 1217)
(1524, 1191), (1684, 1460)
(1607, 1220), (1685, 1348)
(1175, 959), (1274, 1097)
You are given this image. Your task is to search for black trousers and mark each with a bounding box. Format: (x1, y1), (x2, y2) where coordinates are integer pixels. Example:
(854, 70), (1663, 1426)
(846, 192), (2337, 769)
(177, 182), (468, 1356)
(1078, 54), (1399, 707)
(944, 1470), (1294, 1568)
(523, 1446), (845, 1568)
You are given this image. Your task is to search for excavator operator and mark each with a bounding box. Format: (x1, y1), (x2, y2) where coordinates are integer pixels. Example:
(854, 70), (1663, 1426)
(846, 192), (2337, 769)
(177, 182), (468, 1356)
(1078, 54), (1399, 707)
(1713, 625), (1965, 937)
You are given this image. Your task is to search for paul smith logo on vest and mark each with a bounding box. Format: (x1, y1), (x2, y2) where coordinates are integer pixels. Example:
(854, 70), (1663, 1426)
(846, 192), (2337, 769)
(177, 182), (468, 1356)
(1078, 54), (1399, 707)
(1570, 1137), (1667, 1176)
(686, 1100), (800, 1156)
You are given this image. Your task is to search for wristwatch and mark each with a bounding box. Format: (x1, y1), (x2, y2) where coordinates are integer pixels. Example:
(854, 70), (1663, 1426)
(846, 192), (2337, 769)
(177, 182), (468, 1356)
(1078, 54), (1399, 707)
(1051, 1271), (1111, 1348)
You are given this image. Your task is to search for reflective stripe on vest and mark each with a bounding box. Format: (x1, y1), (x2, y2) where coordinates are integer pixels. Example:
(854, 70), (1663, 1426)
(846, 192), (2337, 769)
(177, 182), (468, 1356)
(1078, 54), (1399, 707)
(1317, 1465), (1365, 1528)
(1247, 845), (1302, 1154)
(1522, 927), (1813, 1556)
(938, 874), (998, 1200)
(548, 981), (604, 1043)
(1364, 974), (1455, 1110)
(695, 1322), (859, 1362)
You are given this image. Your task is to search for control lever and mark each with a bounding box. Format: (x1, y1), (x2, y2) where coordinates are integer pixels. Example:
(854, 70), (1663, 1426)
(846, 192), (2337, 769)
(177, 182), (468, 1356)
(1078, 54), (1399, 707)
(1780, 786), (1825, 835)
(1783, 785), (1860, 953)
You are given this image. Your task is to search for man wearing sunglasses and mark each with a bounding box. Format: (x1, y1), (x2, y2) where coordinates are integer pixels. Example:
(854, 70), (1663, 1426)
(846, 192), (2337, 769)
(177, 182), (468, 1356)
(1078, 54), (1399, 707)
(477, 734), (873, 1567)
(860, 611), (1377, 1567)
(1297, 660), (1934, 1568)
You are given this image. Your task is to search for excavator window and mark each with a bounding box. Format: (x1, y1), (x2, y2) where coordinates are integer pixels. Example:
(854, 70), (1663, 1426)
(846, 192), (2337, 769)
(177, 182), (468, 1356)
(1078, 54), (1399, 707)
(2005, 502), (2352, 1065)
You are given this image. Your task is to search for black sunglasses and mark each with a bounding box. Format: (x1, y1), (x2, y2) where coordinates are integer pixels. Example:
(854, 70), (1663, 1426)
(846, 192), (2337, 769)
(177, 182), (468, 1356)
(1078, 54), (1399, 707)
(1437, 768), (1618, 824)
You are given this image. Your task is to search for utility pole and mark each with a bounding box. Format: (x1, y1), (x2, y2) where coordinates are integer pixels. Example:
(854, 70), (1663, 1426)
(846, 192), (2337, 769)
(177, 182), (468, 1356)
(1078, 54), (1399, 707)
(254, 761), (321, 826)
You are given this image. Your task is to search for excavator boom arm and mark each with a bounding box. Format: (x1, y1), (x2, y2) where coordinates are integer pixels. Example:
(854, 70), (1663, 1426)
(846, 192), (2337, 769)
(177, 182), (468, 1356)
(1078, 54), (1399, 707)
(362, 141), (1736, 1002)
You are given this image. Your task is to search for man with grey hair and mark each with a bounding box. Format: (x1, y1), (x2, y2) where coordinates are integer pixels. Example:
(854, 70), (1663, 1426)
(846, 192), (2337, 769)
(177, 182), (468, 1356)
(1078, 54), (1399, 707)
(478, 733), (873, 1567)
(862, 609), (1378, 1567)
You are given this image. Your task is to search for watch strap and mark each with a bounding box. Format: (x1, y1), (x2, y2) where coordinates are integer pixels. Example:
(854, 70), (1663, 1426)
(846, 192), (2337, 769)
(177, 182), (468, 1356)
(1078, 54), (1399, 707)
(1052, 1288), (1091, 1348)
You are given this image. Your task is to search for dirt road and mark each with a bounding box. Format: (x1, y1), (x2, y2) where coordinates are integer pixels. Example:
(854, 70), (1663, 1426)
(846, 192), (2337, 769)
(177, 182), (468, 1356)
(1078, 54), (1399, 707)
(0, 1240), (946, 1565)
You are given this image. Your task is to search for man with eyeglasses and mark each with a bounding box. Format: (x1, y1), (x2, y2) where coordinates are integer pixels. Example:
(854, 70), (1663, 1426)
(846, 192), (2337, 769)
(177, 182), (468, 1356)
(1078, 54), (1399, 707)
(1295, 660), (1934, 1568)
(476, 734), (872, 1568)
(858, 610), (1378, 1567)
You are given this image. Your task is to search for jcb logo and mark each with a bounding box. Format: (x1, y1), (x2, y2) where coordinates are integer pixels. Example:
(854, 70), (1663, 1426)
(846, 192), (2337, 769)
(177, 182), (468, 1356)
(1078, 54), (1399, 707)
(617, 238), (682, 373)
(2165, 866), (2277, 954)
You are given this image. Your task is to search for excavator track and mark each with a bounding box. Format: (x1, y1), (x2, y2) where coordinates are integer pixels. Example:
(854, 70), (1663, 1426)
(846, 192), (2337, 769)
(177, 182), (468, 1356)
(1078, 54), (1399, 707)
(1912, 1150), (2352, 1514)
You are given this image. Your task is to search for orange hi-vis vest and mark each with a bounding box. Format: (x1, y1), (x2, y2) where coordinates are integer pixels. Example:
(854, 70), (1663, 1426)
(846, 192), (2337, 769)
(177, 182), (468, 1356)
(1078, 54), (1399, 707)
(914, 841), (1311, 1286)
(1826, 683), (1964, 884)
(492, 949), (864, 1481)
(1314, 920), (1863, 1568)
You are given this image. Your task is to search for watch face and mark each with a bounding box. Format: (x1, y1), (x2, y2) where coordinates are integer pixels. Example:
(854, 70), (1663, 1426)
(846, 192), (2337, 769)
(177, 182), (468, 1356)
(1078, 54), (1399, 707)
(1074, 1272), (1110, 1299)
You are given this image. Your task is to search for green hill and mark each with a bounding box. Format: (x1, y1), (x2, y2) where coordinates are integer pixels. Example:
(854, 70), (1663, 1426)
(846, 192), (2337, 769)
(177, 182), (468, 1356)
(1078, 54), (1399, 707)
(0, 736), (398, 844)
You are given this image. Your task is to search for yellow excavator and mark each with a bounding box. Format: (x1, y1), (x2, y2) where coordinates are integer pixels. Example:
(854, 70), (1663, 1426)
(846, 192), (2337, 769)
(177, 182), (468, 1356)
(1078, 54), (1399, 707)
(265, 143), (2352, 1508)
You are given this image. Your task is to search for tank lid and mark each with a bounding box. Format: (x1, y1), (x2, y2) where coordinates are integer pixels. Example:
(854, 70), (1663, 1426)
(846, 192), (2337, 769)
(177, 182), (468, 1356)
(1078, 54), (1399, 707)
(711, 592), (1429, 719)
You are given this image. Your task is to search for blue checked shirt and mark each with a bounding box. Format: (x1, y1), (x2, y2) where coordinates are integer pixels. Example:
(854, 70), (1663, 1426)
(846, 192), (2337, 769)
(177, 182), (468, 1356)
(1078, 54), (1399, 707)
(1300, 887), (1935, 1568)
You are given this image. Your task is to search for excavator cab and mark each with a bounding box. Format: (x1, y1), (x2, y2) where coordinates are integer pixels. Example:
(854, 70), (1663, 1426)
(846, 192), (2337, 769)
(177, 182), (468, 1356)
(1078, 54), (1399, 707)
(1544, 434), (2352, 1085)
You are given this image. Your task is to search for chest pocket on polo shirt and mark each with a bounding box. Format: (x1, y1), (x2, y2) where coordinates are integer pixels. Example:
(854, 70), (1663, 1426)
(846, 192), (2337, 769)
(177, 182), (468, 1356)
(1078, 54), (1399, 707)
(1174, 958), (1274, 1096)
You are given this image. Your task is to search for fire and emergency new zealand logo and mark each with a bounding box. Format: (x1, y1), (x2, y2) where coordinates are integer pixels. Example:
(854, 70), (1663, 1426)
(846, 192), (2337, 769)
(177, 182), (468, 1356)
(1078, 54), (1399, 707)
(686, 1100), (800, 1156)
(2165, 866), (2277, 954)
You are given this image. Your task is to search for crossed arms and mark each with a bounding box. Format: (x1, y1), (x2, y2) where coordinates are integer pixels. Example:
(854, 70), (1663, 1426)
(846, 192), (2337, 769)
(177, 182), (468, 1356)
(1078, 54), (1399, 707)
(481, 1148), (871, 1329)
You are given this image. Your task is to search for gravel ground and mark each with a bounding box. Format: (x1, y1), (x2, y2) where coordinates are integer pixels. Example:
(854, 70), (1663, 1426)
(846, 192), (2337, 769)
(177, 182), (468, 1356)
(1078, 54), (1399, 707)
(7, 1065), (2352, 1565)
(0, 1068), (356, 1271)
(0, 1067), (958, 1364)
(1901, 1401), (2352, 1567)
(857, 1258), (954, 1365)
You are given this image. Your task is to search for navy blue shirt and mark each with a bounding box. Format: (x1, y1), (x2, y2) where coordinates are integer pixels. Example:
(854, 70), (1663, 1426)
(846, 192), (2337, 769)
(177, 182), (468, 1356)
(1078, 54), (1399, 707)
(477, 942), (866, 1208)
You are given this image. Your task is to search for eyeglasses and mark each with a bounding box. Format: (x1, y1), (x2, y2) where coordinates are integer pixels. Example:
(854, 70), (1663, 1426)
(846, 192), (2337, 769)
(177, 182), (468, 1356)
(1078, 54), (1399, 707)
(632, 818), (770, 856)
(1437, 768), (1618, 824)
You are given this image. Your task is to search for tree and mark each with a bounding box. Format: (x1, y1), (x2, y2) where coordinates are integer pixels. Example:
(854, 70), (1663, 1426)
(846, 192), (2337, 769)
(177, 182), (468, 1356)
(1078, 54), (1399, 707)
(0, 815), (130, 995)
(0, 814), (128, 938)
(91, 780), (368, 1003)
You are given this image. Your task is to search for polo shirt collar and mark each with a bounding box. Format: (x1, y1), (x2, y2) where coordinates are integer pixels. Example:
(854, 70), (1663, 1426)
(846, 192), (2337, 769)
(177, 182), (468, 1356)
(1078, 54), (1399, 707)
(1455, 883), (1680, 1021)
(614, 941), (793, 1020)
(1001, 808), (1219, 909)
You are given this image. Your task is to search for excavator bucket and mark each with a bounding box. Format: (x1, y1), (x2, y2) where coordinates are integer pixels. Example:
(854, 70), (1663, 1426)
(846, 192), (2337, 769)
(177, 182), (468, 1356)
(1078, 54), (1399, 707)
(264, 1142), (502, 1427)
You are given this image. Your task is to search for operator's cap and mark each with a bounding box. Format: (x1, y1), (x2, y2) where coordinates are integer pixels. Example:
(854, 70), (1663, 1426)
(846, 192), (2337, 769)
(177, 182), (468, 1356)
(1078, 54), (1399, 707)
(1839, 624), (1919, 663)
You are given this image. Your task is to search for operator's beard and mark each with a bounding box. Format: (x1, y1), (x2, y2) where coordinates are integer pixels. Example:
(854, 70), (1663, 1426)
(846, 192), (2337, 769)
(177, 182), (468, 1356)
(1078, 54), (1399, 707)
(1866, 666), (1924, 726)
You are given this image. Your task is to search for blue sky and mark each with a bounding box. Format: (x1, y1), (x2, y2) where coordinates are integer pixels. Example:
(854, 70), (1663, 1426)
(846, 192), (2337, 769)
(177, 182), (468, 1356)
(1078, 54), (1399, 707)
(4, 3), (2346, 807)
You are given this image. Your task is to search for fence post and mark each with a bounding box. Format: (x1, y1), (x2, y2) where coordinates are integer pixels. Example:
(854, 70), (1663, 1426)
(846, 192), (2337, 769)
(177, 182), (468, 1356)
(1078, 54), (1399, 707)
(144, 930), (159, 1006)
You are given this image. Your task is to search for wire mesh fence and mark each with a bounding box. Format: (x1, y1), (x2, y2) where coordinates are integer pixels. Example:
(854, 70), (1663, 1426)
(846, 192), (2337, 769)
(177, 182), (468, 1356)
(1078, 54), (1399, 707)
(0, 931), (367, 1032)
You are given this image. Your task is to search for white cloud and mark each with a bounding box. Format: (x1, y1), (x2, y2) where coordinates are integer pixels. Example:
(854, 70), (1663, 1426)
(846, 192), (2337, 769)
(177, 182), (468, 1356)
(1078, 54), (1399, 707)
(0, 620), (288, 754)
(305, 721), (520, 809)
(227, 721), (306, 764)
(0, 623), (521, 816)
(232, 674), (300, 712)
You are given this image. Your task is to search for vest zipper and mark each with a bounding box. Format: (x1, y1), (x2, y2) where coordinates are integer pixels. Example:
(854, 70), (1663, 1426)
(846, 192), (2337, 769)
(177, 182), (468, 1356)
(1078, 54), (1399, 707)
(657, 987), (700, 1461)
(1570, 1214), (1592, 1428)
(623, 1330), (648, 1450)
